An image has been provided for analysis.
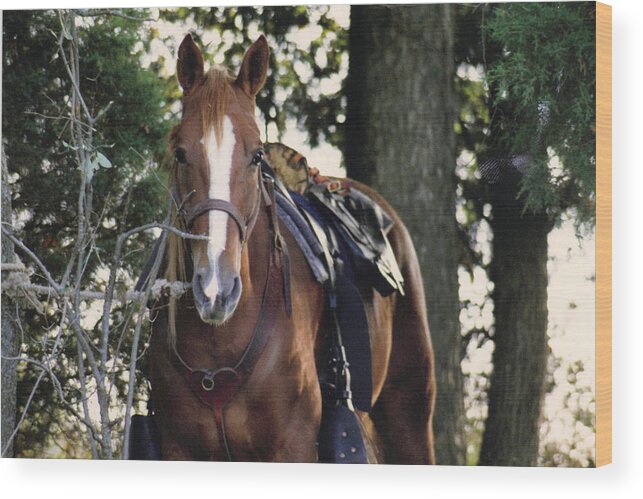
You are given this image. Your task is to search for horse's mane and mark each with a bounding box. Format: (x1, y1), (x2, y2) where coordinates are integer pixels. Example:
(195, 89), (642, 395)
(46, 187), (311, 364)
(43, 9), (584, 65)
(197, 66), (234, 144)
(164, 66), (234, 348)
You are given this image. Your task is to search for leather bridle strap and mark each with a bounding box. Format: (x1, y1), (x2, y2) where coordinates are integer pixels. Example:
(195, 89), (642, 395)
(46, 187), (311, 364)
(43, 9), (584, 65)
(184, 198), (248, 242)
(175, 167), (263, 245)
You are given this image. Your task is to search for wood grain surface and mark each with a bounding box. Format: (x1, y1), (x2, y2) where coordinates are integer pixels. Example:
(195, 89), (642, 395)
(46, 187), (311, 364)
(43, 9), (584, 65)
(596, 1), (612, 468)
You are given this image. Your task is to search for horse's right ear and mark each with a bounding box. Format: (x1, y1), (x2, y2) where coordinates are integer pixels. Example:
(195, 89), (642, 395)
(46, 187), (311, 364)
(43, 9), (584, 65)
(177, 34), (204, 94)
(235, 35), (269, 97)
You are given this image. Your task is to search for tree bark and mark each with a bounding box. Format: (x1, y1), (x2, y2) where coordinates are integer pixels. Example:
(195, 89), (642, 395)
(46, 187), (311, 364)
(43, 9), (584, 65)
(478, 187), (552, 466)
(1, 150), (20, 457)
(345, 4), (466, 464)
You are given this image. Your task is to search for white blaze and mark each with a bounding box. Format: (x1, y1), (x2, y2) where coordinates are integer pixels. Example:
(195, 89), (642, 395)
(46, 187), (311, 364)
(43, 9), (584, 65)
(202, 116), (236, 301)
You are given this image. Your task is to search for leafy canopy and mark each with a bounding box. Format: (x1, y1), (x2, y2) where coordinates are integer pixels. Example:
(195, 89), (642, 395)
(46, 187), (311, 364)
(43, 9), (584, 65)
(485, 2), (596, 225)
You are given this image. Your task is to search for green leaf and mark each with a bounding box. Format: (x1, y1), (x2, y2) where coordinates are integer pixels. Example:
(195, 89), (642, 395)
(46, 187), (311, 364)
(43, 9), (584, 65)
(96, 151), (112, 169)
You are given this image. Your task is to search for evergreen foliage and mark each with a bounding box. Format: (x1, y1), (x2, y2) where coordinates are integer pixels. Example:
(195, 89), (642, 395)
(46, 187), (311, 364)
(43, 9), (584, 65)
(485, 2), (596, 225)
(3, 9), (170, 455)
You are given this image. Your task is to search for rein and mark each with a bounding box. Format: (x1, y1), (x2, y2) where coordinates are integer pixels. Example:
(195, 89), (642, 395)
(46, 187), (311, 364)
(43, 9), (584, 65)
(169, 169), (292, 461)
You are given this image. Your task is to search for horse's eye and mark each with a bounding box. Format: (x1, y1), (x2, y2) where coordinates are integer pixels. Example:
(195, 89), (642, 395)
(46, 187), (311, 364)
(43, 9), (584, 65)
(251, 150), (265, 167)
(175, 148), (187, 165)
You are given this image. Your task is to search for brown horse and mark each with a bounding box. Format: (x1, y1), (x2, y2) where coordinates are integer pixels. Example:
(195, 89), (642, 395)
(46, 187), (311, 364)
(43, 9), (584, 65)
(149, 34), (436, 463)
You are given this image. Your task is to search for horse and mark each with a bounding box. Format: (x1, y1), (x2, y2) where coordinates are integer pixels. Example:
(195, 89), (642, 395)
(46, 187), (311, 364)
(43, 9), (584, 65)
(149, 33), (436, 463)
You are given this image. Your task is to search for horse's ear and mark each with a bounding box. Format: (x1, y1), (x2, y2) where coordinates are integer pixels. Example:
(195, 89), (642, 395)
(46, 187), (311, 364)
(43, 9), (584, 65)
(177, 34), (204, 94)
(235, 35), (269, 97)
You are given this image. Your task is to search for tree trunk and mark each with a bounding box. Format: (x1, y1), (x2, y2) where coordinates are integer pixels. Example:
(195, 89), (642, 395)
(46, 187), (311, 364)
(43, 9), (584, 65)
(478, 188), (552, 466)
(1, 150), (20, 457)
(345, 4), (466, 465)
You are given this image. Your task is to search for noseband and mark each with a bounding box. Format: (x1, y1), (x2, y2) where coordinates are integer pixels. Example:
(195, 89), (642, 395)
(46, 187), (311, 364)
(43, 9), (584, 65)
(174, 167), (263, 245)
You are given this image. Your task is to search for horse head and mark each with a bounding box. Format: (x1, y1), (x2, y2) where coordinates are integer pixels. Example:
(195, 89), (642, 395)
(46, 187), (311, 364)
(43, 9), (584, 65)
(170, 34), (269, 325)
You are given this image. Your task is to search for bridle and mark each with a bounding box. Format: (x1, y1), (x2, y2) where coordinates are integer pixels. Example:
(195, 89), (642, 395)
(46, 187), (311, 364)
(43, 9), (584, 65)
(166, 160), (292, 461)
(173, 165), (263, 247)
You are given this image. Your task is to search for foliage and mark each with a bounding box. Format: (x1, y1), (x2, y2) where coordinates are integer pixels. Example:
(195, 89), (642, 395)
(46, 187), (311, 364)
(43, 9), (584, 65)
(157, 6), (347, 148)
(539, 358), (596, 467)
(3, 9), (170, 455)
(454, 3), (597, 466)
(3, 9), (170, 280)
(484, 2), (596, 225)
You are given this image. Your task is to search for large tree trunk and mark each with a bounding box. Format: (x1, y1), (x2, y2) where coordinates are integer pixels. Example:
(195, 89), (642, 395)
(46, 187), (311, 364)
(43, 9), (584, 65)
(1, 150), (19, 457)
(345, 4), (466, 465)
(478, 187), (552, 466)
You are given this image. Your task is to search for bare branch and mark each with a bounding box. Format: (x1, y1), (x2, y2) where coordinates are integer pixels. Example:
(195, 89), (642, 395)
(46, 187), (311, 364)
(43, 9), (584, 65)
(56, 13), (94, 126)
(2, 277), (190, 302)
(75, 9), (157, 22)
(76, 336), (99, 458)
(121, 225), (170, 458)
(1, 262), (26, 272)
(120, 222), (209, 242)
(1, 226), (61, 291)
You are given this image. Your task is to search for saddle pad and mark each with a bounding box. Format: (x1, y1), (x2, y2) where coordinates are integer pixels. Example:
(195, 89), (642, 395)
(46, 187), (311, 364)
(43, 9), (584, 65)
(274, 191), (330, 285)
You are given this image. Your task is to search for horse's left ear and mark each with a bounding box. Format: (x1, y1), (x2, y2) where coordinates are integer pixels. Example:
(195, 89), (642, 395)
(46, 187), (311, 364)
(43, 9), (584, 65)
(177, 34), (204, 94)
(235, 35), (269, 97)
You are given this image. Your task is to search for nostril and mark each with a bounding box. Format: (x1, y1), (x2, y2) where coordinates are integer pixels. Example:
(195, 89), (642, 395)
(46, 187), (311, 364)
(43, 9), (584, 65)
(230, 276), (241, 301)
(192, 272), (208, 304)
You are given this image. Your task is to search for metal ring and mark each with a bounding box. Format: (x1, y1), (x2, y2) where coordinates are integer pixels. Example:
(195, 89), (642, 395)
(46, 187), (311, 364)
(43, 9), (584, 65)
(201, 376), (215, 391)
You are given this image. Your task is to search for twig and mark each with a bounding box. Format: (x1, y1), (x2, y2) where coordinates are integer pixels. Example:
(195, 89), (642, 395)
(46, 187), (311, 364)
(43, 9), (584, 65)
(1, 226), (61, 291)
(121, 223), (169, 459)
(1, 277), (190, 302)
(75, 9), (157, 23)
(56, 14), (94, 127)
(120, 222), (209, 242)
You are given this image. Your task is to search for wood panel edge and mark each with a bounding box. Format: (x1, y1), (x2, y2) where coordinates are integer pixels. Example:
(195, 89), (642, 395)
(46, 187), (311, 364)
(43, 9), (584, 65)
(595, 1), (612, 468)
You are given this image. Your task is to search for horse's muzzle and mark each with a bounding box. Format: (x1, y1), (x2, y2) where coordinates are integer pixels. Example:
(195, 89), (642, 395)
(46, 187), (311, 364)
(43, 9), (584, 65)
(192, 271), (242, 325)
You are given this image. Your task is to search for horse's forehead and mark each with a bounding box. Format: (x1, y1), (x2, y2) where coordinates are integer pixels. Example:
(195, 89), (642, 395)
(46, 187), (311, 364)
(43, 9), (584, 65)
(179, 93), (258, 142)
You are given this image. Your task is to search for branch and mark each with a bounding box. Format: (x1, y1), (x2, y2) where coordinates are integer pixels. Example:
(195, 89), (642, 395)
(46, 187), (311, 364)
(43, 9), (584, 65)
(120, 222), (209, 242)
(1, 278), (190, 303)
(56, 14), (94, 127)
(1, 226), (61, 291)
(75, 336), (99, 458)
(75, 9), (156, 22)
(121, 223), (170, 458)
(1, 262), (26, 272)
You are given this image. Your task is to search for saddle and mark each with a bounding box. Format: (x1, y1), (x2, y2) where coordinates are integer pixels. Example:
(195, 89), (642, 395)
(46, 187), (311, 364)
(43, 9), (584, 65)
(265, 142), (404, 297)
